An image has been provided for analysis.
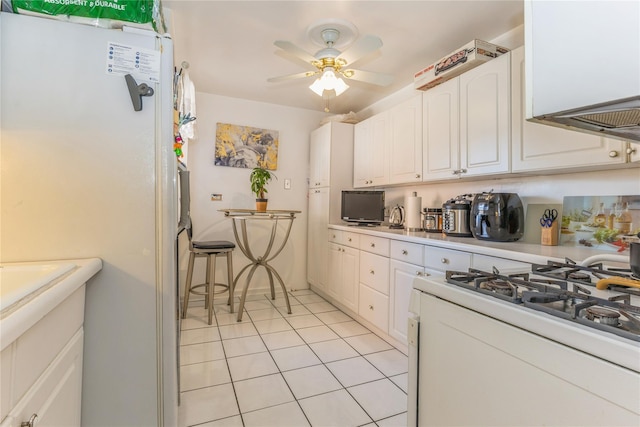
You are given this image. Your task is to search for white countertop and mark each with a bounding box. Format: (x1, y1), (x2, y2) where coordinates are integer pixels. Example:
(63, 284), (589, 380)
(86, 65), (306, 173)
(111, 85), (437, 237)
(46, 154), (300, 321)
(329, 224), (630, 265)
(0, 258), (102, 351)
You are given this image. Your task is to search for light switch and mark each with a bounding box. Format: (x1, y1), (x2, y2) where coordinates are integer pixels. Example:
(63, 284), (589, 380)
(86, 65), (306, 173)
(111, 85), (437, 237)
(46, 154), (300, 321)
(284, 179), (291, 190)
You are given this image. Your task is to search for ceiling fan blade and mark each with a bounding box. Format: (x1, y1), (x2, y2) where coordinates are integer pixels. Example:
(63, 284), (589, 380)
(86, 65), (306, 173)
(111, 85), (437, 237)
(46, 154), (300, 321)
(274, 40), (317, 64)
(338, 35), (383, 66)
(267, 70), (318, 83)
(343, 69), (394, 87)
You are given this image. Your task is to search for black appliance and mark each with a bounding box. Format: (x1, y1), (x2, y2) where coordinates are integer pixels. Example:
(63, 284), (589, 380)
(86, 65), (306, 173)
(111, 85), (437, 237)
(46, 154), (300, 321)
(471, 192), (524, 241)
(341, 190), (385, 226)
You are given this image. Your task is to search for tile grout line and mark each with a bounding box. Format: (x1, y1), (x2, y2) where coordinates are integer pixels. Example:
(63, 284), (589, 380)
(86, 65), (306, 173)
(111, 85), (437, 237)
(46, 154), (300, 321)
(180, 289), (408, 426)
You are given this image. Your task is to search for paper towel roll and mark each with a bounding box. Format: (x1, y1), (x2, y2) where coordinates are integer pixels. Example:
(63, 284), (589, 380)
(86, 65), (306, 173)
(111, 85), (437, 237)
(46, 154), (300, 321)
(406, 192), (422, 231)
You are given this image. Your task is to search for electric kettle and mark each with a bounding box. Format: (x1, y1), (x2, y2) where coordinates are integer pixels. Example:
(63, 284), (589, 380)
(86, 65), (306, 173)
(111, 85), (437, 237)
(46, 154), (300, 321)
(389, 205), (405, 229)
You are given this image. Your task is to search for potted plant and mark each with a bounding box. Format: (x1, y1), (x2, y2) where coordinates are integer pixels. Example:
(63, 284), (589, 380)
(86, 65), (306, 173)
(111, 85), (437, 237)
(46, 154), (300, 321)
(249, 167), (276, 212)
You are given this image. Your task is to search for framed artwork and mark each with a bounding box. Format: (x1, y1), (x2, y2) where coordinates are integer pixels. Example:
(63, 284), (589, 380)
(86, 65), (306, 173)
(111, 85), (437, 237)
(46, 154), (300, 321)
(215, 122), (279, 170)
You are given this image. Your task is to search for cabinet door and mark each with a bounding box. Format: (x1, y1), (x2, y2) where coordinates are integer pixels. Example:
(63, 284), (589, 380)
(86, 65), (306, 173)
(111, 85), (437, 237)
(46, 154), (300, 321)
(422, 78), (460, 181)
(341, 246), (360, 313)
(369, 112), (391, 186)
(309, 124), (331, 188)
(307, 188), (329, 289)
(327, 242), (342, 300)
(460, 53), (511, 177)
(4, 330), (83, 427)
(389, 260), (424, 344)
(353, 112), (390, 187)
(389, 94), (423, 184)
(353, 118), (372, 188)
(510, 46), (627, 172)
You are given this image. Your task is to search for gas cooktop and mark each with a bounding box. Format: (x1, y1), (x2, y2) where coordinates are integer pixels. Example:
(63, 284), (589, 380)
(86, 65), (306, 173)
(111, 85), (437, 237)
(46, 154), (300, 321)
(446, 264), (640, 342)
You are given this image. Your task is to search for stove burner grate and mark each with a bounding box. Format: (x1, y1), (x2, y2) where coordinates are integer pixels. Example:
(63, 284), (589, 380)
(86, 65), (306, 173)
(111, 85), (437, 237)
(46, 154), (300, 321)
(446, 267), (640, 342)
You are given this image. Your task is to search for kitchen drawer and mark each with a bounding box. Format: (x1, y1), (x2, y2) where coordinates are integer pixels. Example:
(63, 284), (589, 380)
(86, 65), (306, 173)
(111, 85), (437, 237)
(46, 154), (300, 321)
(328, 229), (342, 244)
(359, 251), (390, 295)
(472, 254), (530, 274)
(359, 235), (390, 256)
(358, 284), (389, 333)
(342, 231), (360, 249)
(390, 240), (424, 265)
(424, 246), (471, 272)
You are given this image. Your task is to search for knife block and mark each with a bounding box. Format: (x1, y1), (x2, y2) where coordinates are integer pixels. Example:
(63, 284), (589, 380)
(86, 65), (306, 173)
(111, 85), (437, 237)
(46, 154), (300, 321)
(541, 222), (559, 246)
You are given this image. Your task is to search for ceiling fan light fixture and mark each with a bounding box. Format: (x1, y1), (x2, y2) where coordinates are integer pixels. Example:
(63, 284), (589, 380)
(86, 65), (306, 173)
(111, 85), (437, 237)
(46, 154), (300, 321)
(309, 68), (349, 97)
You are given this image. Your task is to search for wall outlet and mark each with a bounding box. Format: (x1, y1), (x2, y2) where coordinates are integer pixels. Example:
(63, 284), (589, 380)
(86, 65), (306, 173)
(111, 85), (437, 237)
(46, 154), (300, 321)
(211, 194), (222, 201)
(284, 179), (291, 190)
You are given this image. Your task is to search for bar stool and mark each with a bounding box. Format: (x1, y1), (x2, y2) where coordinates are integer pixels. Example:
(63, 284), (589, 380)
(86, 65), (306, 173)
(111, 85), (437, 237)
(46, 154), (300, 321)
(181, 231), (236, 325)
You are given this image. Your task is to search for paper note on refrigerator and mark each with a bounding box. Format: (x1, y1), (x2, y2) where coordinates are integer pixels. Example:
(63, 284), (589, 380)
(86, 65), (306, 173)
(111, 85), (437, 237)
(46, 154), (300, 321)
(106, 41), (160, 83)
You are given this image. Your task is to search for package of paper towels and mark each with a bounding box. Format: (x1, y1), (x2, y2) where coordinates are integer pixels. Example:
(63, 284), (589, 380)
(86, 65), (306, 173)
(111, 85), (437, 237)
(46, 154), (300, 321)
(405, 192), (422, 231)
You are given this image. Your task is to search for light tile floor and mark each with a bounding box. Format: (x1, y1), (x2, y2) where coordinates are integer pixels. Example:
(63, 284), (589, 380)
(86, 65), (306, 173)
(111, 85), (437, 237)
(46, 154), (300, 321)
(178, 289), (408, 427)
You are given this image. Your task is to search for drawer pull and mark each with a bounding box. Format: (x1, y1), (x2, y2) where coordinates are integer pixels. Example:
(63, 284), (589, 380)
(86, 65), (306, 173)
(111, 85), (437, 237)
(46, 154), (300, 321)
(402, 250), (408, 255)
(370, 243), (375, 248)
(21, 414), (38, 427)
(369, 304), (374, 310)
(416, 271), (423, 276)
(441, 258), (449, 264)
(348, 237), (352, 242)
(370, 269), (375, 275)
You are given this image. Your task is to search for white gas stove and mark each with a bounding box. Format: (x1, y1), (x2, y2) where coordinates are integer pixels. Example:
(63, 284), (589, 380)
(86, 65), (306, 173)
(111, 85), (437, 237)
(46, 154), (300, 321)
(408, 256), (640, 427)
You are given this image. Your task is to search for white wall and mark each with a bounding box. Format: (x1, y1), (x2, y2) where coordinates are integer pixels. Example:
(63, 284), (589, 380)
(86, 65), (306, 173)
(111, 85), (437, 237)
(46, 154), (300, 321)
(382, 168), (640, 211)
(181, 92), (324, 294)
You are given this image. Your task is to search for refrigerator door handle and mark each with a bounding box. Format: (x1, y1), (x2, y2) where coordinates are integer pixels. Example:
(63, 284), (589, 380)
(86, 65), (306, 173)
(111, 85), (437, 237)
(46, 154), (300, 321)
(125, 74), (154, 111)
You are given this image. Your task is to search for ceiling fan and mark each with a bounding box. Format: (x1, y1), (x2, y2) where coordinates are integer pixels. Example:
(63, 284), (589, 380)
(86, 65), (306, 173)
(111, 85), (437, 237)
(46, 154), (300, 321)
(268, 19), (393, 98)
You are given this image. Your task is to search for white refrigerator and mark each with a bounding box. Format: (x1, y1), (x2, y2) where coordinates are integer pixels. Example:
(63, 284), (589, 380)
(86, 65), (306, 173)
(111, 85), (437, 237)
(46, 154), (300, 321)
(0, 12), (178, 427)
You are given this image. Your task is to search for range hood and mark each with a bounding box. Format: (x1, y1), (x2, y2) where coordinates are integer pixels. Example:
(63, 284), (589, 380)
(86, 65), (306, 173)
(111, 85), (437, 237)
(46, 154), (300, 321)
(525, 1), (640, 143)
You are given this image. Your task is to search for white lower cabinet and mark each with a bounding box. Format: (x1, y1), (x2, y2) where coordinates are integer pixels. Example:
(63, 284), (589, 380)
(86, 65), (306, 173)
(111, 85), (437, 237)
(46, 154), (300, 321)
(328, 242), (360, 314)
(424, 245), (472, 272)
(389, 259), (425, 344)
(359, 251), (390, 295)
(1, 331), (84, 427)
(358, 283), (389, 333)
(1, 286), (86, 427)
(308, 188), (330, 291)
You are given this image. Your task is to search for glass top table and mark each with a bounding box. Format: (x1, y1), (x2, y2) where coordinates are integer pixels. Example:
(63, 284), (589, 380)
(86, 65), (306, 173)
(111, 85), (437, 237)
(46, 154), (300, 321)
(220, 209), (301, 321)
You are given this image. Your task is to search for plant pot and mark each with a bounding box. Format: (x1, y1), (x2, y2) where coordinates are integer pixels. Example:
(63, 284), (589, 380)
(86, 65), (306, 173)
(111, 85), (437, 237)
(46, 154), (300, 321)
(256, 198), (268, 212)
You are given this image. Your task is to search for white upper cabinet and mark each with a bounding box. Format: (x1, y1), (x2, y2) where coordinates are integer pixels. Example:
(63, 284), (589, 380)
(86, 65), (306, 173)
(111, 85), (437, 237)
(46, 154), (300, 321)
(389, 94), (423, 184)
(460, 52), (511, 177)
(353, 111), (390, 188)
(422, 78), (460, 181)
(510, 46), (629, 172)
(309, 124), (332, 188)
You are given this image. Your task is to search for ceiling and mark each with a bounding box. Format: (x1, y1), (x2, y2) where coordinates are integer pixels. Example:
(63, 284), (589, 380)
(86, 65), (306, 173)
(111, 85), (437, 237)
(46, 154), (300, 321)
(164, 1), (524, 115)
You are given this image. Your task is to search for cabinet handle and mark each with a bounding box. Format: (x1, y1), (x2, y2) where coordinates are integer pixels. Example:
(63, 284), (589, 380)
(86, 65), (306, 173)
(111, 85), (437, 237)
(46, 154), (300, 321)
(369, 304), (374, 310)
(626, 146), (637, 155)
(370, 243), (375, 248)
(609, 150), (619, 158)
(416, 271), (423, 276)
(370, 269), (375, 275)
(402, 249), (408, 255)
(21, 414), (38, 427)
(416, 174), (421, 179)
(441, 258), (449, 264)
(348, 237), (352, 242)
